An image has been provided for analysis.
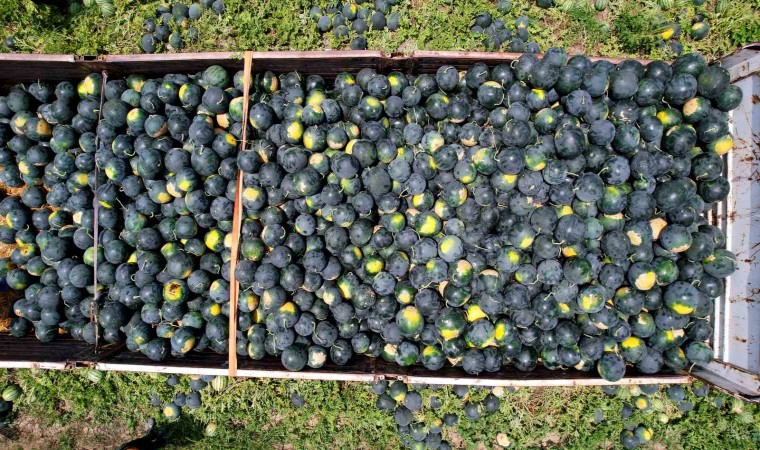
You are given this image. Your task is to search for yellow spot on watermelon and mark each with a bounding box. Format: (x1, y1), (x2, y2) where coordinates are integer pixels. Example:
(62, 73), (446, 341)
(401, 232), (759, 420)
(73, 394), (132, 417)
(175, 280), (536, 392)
(279, 302), (296, 315)
(433, 200), (446, 218)
(303, 132), (314, 149)
(562, 246), (577, 258)
(243, 187), (260, 201)
(626, 230), (643, 246)
(338, 279), (354, 299)
(671, 303), (694, 315)
(621, 336), (642, 350)
(307, 92), (325, 106)
(402, 306), (422, 325)
(427, 135), (444, 153)
(580, 294), (598, 312)
(440, 237), (455, 255)
(36, 120), (52, 136)
(672, 243), (690, 253)
(287, 121), (303, 140)
(494, 322), (505, 341)
(518, 236), (534, 249)
(182, 337), (195, 353)
(418, 215), (439, 236)
(683, 98), (700, 117)
(440, 329), (460, 340)
(78, 76), (95, 97)
(157, 192), (171, 203)
(458, 187), (467, 203)
(205, 230), (221, 251)
(635, 271), (657, 290)
(635, 398), (649, 409)
(345, 139), (356, 155)
(165, 282), (183, 301)
(557, 205), (573, 217)
(166, 182), (182, 198)
(649, 217), (668, 240)
(712, 135), (733, 156)
(323, 290), (337, 305)
(466, 305), (487, 322)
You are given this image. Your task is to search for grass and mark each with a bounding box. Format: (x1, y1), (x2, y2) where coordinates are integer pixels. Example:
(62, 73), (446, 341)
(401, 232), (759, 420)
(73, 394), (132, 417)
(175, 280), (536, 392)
(0, 0), (758, 59)
(0, 368), (758, 449)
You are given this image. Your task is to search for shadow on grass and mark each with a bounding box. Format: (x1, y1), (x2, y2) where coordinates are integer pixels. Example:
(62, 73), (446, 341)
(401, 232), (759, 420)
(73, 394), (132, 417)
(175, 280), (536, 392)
(164, 414), (207, 447)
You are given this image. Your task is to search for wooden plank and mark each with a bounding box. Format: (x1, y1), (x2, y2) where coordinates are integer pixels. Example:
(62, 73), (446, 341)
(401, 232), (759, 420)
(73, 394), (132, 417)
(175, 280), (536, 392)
(228, 51), (253, 377)
(0, 54), (86, 83)
(91, 70), (108, 350)
(102, 52), (244, 78)
(0, 335), (93, 368)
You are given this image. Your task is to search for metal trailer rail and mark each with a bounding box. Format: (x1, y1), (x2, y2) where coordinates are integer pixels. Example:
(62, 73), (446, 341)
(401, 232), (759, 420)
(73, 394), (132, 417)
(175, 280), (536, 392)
(689, 46), (760, 401)
(0, 49), (757, 395)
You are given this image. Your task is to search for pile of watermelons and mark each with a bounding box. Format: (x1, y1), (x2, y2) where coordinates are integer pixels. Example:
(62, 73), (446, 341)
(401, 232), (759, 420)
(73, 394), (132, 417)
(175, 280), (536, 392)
(140, 0), (226, 53)
(236, 51), (740, 381)
(471, 12), (541, 53)
(0, 74), (102, 342)
(0, 65), (244, 361)
(309, 0), (401, 50)
(0, 50), (743, 382)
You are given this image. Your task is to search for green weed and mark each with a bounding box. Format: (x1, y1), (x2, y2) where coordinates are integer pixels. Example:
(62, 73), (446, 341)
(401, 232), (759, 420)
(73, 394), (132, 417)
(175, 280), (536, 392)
(0, 0), (756, 58)
(2, 369), (759, 449)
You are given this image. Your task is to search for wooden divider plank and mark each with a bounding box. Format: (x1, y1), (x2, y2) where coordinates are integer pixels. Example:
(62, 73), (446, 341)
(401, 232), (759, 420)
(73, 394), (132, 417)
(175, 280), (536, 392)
(228, 51), (253, 377)
(91, 70), (108, 351)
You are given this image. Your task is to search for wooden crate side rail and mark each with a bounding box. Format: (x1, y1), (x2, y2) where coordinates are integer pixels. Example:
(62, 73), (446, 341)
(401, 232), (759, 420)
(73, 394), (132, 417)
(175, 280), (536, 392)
(228, 51), (254, 377)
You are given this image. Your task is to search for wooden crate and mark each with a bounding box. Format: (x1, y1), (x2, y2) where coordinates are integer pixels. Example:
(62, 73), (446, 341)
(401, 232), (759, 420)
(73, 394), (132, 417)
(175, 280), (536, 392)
(0, 51), (696, 387)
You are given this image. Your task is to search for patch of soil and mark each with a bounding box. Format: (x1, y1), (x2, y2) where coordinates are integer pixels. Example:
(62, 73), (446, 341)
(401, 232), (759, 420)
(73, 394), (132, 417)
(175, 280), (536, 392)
(445, 428), (464, 449)
(0, 414), (139, 450)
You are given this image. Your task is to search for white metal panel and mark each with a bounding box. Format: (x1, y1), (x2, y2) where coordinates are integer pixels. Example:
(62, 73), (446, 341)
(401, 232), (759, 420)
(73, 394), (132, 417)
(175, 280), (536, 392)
(698, 48), (760, 401)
